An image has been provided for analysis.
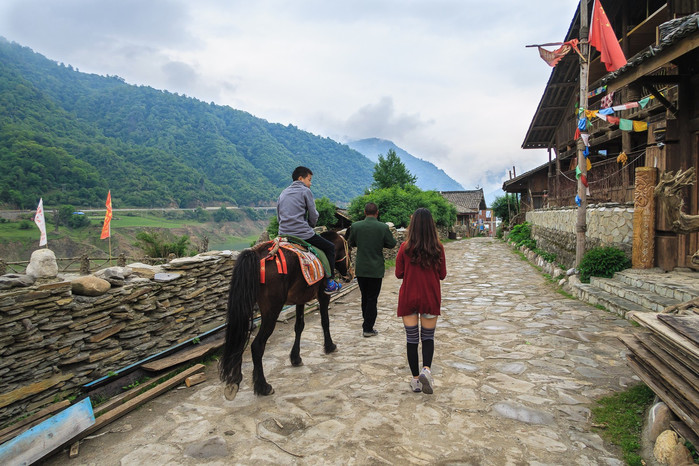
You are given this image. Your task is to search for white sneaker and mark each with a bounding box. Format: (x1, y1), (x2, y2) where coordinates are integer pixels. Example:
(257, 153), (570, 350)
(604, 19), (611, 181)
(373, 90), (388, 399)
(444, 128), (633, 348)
(418, 368), (433, 394)
(410, 378), (422, 393)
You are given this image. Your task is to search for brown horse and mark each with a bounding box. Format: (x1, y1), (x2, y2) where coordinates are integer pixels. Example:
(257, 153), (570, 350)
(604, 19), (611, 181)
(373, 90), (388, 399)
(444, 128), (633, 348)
(219, 231), (351, 400)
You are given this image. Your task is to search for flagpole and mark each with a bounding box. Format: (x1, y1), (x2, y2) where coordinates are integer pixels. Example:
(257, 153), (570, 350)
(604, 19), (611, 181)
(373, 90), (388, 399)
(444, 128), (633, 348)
(575, 0), (590, 267)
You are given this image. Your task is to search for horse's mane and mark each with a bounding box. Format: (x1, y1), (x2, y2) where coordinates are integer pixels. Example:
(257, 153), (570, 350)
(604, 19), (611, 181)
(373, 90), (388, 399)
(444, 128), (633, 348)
(320, 230), (340, 242)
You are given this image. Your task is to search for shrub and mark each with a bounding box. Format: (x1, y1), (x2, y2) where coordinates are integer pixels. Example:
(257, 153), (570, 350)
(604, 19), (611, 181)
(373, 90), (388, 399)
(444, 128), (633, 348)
(19, 220), (32, 230)
(578, 246), (631, 283)
(508, 222), (535, 249)
(534, 248), (557, 263)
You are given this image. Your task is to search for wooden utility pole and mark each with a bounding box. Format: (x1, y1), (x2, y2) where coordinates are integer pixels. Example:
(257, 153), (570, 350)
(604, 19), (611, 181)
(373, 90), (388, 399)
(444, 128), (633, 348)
(575, 0), (590, 267)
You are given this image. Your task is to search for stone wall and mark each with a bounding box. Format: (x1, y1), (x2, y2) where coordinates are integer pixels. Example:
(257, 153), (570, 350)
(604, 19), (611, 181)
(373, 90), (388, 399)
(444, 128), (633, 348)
(0, 251), (237, 427)
(526, 203), (634, 268)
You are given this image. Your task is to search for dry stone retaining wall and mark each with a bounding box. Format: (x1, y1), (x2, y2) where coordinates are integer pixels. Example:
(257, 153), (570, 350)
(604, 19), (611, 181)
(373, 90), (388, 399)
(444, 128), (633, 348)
(526, 203), (634, 268)
(0, 250), (237, 427)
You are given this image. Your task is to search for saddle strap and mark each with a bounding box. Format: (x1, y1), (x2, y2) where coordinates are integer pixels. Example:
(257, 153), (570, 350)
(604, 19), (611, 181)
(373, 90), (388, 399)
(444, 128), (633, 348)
(260, 240), (288, 284)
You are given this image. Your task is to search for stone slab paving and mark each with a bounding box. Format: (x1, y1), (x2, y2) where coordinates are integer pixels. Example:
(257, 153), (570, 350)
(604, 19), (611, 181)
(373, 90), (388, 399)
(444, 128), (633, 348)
(44, 238), (641, 465)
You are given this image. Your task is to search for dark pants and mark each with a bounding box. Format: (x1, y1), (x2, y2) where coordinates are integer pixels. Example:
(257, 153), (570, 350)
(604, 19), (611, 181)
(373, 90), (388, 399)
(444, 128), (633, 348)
(305, 234), (335, 277)
(357, 277), (382, 332)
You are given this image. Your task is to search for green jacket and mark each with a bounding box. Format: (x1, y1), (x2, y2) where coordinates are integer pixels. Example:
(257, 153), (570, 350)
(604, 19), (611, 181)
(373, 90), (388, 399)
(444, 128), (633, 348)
(348, 216), (397, 278)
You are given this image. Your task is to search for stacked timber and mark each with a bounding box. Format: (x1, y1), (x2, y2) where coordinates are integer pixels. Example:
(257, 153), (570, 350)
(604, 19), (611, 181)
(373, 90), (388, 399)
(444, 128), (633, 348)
(620, 305), (699, 440)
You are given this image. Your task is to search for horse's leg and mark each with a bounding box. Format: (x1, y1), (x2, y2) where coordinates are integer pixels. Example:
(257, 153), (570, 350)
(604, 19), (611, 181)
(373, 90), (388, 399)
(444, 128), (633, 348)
(289, 303), (305, 366)
(317, 291), (337, 354)
(251, 304), (282, 396)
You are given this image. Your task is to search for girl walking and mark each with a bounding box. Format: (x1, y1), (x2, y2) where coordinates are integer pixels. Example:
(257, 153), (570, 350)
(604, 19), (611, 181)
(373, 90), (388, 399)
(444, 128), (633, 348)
(395, 208), (447, 394)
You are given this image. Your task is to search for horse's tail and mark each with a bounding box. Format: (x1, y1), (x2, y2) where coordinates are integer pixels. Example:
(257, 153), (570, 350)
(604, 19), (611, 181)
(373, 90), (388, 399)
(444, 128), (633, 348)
(219, 248), (259, 386)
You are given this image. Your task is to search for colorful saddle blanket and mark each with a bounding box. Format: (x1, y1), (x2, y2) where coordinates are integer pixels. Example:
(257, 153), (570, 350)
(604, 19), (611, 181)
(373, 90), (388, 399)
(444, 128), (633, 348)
(260, 238), (328, 286)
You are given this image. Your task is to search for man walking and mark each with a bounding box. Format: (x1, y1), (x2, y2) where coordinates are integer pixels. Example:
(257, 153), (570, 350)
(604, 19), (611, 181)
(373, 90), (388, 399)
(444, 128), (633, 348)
(348, 202), (397, 336)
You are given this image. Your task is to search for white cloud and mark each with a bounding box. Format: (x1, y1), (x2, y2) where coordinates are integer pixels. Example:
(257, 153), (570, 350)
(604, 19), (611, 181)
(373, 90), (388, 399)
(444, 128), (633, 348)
(0, 0), (580, 204)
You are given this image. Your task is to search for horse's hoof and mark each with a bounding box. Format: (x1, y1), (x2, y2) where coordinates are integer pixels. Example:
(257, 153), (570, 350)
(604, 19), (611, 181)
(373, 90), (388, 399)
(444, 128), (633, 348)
(325, 343), (337, 354)
(291, 358), (304, 367)
(224, 384), (239, 401)
(255, 383), (275, 396)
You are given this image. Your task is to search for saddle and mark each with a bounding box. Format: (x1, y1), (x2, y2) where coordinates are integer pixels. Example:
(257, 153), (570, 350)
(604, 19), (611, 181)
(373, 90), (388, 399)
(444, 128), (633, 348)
(260, 237), (330, 285)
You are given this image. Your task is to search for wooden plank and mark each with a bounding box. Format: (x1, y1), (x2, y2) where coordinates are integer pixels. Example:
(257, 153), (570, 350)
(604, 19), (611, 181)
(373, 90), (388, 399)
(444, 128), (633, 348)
(633, 335), (699, 392)
(648, 333), (699, 375)
(631, 312), (699, 360)
(619, 336), (699, 412)
(0, 397), (95, 466)
(0, 400), (70, 444)
(0, 373), (73, 409)
(78, 364), (205, 439)
(657, 314), (699, 347)
(626, 354), (699, 438)
(69, 441), (80, 458)
(671, 420), (699, 448)
(141, 340), (223, 372)
(185, 373), (207, 388)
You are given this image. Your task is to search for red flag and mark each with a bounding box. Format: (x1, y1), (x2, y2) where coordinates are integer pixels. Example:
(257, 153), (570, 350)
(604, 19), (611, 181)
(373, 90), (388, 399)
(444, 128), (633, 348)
(100, 191), (112, 239)
(538, 39), (580, 67)
(589, 0), (626, 72)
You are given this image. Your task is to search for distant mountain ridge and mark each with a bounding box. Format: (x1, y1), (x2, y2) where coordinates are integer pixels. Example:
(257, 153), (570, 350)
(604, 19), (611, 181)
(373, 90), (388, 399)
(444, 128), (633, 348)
(347, 138), (464, 192)
(0, 37), (376, 208)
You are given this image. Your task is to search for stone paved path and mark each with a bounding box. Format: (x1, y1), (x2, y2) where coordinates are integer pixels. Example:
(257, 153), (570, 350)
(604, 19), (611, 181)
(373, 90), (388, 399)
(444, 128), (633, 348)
(45, 238), (640, 465)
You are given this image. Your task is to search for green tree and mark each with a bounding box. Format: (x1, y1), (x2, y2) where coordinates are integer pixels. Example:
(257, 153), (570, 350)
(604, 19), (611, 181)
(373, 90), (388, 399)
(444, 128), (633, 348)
(348, 185), (456, 228)
(135, 231), (192, 258)
(315, 197), (337, 229)
(371, 149), (416, 190)
(491, 194), (520, 226)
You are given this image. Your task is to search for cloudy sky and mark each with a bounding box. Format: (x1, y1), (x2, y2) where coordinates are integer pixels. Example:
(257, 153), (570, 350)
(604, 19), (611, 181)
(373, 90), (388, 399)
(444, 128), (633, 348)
(0, 0), (581, 204)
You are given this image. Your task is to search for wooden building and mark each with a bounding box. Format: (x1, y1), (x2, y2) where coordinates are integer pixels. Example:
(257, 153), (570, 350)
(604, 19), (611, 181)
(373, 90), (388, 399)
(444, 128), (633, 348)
(508, 1), (699, 270)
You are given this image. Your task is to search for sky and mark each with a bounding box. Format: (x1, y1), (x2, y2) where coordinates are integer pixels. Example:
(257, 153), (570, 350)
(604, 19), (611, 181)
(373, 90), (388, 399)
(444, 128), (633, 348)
(0, 0), (581, 205)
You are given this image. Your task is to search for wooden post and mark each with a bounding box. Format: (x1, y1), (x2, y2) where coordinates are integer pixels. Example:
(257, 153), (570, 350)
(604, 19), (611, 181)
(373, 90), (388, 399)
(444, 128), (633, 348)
(575, 0), (590, 267)
(0, 259), (5, 276)
(117, 253), (126, 267)
(632, 167), (657, 268)
(80, 255), (90, 275)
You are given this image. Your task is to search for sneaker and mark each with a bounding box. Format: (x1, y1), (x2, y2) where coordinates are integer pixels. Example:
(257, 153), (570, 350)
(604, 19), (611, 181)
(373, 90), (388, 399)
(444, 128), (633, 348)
(324, 279), (342, 295)
(362, 329), (378, 337)
(410, 378), (422, 393)
(418, 368), (434, 394)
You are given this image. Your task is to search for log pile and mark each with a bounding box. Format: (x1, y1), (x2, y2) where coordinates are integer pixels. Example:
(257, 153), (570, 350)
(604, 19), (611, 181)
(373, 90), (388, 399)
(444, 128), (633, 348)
(620, 305), (699, 440)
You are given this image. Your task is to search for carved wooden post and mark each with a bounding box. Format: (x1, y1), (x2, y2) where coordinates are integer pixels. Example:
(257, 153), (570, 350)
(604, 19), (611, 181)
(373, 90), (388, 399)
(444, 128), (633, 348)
(632, 167), (657, 268)
(117, 254), (126, 267)
(80, 254), (90, 275)
(0, 259), (5, 276)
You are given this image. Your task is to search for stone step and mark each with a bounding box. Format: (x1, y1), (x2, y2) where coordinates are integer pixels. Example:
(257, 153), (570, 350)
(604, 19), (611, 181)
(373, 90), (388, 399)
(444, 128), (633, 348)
(572, 282), (649, 319)
(589, 276), (682, 312)
(614, 269), (699, 303)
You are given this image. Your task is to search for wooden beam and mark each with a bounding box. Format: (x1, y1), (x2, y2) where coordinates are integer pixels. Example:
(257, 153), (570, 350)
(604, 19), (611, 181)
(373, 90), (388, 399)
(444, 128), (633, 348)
(141, 338), (223, 372)
(0, 398), (95, 466)
(0, 400), (70, 444)
(638, 77), (679, 116)
(606, 35), (699, 94)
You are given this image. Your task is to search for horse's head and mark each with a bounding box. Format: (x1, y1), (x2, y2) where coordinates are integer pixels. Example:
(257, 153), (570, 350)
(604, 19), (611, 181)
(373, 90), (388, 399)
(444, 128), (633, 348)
(321, 231), (353, 282)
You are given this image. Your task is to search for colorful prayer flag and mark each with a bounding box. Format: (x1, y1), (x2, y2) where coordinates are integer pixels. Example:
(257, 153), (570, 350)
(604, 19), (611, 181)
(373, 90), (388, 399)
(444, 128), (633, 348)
(537, 39), (580, 67)
(619, 119), (633, 131)
(589, 0), (626, 72)
(34, 198), (47, 247)
(100, 191), (113, 240)
(633, 121), (648, 132)
(600, 91), (614, 109)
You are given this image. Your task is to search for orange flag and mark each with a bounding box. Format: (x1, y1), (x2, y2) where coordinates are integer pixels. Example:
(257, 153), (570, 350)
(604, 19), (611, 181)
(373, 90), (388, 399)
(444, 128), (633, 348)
(589, 0), (626, 72)
(100, 191), (112, 239)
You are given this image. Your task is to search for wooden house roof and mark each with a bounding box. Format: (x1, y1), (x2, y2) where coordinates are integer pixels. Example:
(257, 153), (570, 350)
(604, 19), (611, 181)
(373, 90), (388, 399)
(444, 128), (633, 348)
(440, 189), (486, 214)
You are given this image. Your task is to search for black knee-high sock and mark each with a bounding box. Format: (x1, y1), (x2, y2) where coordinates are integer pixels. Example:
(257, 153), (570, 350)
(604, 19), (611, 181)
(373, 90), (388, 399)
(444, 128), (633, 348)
(421, 326), (435, 369)
(404, 324), (419, 376)
(407, 343), (419, 376)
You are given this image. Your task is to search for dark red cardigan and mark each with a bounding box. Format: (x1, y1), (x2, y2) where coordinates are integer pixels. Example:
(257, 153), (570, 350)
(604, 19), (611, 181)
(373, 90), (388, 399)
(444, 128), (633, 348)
(395, 243), (447, 316)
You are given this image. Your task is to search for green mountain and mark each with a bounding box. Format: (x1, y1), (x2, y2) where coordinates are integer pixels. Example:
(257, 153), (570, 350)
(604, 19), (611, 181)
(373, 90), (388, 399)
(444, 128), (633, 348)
(0, 37), (375, 209)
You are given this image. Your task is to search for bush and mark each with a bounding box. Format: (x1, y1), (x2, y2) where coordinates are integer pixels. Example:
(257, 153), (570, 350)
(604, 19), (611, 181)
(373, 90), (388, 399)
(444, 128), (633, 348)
(495, 225), (504, 239)
(213, 206), (241, 222)
(508, 222), (535, 249)
(135, 231), (193, 258)
(19, 220), (32, 230)
(534, 248), (556, 263)
(578, 246), (631, 283)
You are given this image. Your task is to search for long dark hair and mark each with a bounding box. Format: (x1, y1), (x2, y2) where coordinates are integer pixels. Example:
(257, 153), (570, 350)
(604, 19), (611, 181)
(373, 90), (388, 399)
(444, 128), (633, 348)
(404, 208), (442, 269)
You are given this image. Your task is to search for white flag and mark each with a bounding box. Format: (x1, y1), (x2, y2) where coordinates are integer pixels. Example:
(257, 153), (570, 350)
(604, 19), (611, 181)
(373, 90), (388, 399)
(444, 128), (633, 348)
(34, 198), (47, 247)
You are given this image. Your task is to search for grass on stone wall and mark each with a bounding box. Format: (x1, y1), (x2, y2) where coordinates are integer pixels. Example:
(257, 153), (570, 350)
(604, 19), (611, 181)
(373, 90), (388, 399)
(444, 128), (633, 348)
(591, 383), (655, 466)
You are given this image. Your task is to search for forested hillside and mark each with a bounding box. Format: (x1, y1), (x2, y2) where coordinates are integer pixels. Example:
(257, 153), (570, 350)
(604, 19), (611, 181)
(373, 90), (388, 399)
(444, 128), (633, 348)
(0, 38), (375, 208)
(347, 138), (464, 192)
